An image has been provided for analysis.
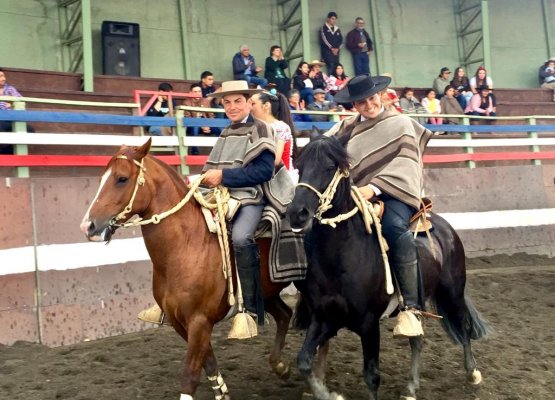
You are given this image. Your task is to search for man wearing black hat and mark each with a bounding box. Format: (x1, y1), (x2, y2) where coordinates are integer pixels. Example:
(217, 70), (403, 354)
(319, 12), (343, 75)
(326, 74), (434, 339)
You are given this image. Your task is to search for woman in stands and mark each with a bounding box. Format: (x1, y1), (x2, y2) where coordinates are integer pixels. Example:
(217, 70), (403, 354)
(292, 61), (315, 106)
(325, 63), (350, 96)
(250, 91), (296, 173)
(450, 66), (473, 109)
(469, 66), (493, 94)
(464, 85), (496, 122)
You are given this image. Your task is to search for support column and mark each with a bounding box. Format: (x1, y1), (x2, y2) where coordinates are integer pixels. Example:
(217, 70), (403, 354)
(300, 0), (310, 61)
(81, 0), (93, 92)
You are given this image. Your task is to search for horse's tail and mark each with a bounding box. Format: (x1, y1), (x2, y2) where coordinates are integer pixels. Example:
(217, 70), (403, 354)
(434, 292), (492, 345)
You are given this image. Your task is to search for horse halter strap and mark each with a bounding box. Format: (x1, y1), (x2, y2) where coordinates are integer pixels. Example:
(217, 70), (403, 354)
(113, 155), (146, 223)
(296, 169), (357, 226)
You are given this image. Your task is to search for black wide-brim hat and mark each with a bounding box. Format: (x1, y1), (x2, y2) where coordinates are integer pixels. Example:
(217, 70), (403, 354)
(333, 74), (391, 103)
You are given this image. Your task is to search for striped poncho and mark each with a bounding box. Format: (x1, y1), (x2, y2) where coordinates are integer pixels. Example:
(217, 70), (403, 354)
(204, 117), (295, 216)
(326, 110), (433, 210)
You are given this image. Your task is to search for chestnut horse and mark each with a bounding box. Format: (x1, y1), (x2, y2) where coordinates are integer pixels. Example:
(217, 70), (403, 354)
(80, 139), (295, 400)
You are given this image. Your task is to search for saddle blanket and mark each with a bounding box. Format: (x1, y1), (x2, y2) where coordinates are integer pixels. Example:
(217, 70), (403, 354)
(200, 202), (307, 283)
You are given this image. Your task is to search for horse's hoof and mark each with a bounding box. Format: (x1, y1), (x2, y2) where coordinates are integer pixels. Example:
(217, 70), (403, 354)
(272, 360), (291, 380)
(468, 369), (482, 385)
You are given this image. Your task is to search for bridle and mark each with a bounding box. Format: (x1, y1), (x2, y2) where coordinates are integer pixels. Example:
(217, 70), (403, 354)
(108, 155), (204, 228)
(296, 169), (359, 227)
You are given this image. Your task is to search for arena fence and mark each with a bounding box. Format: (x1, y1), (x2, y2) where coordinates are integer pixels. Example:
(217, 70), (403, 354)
(1, 96), (555, 346)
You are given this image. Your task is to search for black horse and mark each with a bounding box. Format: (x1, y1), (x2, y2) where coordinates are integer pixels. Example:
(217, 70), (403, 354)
(287, 135), (490, 400)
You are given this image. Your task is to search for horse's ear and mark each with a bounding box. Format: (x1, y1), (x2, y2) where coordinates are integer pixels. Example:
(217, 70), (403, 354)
(310, 126), (322, 142)
(135, 138), (152, 158)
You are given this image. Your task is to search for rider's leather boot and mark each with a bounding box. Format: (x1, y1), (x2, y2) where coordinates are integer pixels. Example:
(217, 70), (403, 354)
(137, 303), (169, 325)
(234, 242), (265, 326)
(390, 231), (424, 339)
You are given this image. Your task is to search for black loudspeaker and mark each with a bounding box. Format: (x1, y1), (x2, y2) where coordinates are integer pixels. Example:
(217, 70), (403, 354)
(102, 21), (140, 77)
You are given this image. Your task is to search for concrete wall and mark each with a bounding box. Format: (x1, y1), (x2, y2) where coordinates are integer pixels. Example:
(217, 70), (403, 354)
(2, 164), (555, 346)
(0, 0), (553, 88)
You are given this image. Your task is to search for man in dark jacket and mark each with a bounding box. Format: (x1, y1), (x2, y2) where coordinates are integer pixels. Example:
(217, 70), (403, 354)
(232, 45), (268, 89)
(319, 12), (343, 75)
(346, 17), (374, 76)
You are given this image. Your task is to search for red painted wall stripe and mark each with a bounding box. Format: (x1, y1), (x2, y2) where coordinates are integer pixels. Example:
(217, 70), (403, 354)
(0, 152), (553, 167)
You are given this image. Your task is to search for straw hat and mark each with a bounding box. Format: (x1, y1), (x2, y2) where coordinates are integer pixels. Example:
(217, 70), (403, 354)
(207, 80), (263, 98)
(309, 60), (326, 67)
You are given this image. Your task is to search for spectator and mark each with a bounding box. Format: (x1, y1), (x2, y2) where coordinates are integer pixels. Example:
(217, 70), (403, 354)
(232, 44), (268, 88)
(440, 85), (464, 125)
(319, 11), (343, 74)
(306, 88), (336, 122)
(309, 60), (334, 102)
(421, 89), (443, 125)
(264, 45), (291, 95)
(399, 87), (426, 124)
(183, 83), (219, 155)
(0, 68), (25, 154)
(432, 67), (451, 99)
(465, 85), (496, 122)
(288, 89), (312, 123)
(380, 73), (401, 113)
(326, 63), (350, 96)
(292, 61), (315, 105)
(345, 17), (373, 76)
(146, 82), (175, 136)
(450, 66), (473, 109)
(538, 57), (555, 90)
(250, 91), (295, 171)
(199, 71), (216, 98)
(469, 65), (493, 94)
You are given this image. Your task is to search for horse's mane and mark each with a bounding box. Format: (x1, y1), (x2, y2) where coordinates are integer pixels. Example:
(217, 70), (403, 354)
(297, 135), (353, 212)
(296, 135), (350, 172)
(146, 155), (189, 191)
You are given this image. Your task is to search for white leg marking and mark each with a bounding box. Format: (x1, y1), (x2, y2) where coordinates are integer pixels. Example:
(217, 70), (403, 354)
(179, 394), (193, 400)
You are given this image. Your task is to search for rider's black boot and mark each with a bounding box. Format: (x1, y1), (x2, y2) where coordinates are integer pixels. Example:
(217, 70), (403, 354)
(234, 243), (265, 326)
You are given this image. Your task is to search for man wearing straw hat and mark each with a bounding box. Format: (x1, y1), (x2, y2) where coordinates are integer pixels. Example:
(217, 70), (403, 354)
(200, 80), (280, 329)
(326, 74), (434, 338)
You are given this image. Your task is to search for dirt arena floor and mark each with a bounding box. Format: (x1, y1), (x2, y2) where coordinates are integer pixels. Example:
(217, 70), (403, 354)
(1, 254), (553, 400)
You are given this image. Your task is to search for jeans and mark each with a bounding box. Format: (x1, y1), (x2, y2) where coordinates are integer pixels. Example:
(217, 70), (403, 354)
(380, 195), (415, 246)
(244, 75), (268, 88)
(148, 126), (162, 136)
(231, 204), (265, 247)
(352, 52), (370, 76)
(300, 88), (314, 106)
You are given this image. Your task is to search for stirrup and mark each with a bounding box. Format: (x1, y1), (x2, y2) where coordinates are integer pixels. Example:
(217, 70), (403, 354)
(393, 309), (424, 339)
(138, 304), (169, 325)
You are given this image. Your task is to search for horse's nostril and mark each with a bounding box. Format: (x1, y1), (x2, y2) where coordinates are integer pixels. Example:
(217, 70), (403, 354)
(88, 221), (96, 234)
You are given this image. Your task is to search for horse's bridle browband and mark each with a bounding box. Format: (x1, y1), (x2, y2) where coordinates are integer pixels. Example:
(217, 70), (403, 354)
(296, 169), (360, 227)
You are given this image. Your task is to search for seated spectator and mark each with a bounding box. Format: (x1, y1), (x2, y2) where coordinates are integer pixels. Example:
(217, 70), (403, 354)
(264, 45), (291, 95)
(309, 60), (334, 102)
(325, 63), (350, 96)
(399, 87), (426, 124)
(421, 88), (443, 125)
(450, 66), (473, 109)
(232, 44), (268, 88)
(0, 68), (30, 154)
(432, 67), (451, 99)
(306, 88), (337, 122)
(199, 70), (216, 98)
(292, 61), (315, 105)
(288, 89), (312, 122)
(469, 65), (493, 94)
(209, 87), (227, 120)
(146, 82), (175, 136)
(183, 83), (219, 155)
(465, 85), (496, 123)
(440, 85), (464, 125)
(539, 57), (555, 90)
(380, 73), (401, 113)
